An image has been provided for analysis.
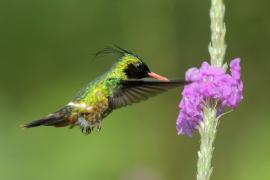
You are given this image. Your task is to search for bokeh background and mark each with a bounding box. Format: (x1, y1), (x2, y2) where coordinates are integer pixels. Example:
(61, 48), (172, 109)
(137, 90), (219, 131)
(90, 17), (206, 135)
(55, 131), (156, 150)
(0, 0), (269, 179)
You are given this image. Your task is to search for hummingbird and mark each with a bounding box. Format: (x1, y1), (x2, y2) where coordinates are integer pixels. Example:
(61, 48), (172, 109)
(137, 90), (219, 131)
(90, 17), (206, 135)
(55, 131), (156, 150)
(23, 46), (187, 134)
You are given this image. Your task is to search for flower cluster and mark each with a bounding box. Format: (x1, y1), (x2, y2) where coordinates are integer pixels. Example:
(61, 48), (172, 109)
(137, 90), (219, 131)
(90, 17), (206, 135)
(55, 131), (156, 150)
(177, 58), (243, 137)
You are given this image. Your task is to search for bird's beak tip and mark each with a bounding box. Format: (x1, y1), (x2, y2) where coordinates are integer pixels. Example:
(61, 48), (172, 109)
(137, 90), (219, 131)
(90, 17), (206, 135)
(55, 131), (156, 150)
(147, 72), (169, 81)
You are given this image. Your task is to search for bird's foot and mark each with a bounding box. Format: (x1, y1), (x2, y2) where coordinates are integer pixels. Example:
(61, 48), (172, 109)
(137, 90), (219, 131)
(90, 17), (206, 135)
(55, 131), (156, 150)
(81, 126), (94, 135)
(96, 121), (102, 132)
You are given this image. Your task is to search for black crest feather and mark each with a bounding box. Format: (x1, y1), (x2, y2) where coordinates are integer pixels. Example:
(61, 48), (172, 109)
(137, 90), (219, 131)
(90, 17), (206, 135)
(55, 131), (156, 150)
(95, 45), (138, 59)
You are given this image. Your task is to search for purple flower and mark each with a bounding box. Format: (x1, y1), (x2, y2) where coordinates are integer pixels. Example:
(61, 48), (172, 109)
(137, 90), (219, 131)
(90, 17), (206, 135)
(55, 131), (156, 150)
(177, 58), (243, 137)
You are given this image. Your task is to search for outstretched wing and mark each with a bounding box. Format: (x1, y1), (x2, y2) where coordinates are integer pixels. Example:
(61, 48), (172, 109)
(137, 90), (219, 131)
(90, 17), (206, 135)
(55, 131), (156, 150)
(109, 79), (187, 109)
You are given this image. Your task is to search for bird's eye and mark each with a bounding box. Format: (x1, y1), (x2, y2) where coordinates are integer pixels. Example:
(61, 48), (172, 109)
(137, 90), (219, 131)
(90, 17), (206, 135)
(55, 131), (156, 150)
(135, 63), (142, 68)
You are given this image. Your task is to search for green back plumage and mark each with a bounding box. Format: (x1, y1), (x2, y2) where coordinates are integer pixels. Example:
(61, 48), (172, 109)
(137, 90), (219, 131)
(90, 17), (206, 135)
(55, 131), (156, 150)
(74, 52), (141, 105)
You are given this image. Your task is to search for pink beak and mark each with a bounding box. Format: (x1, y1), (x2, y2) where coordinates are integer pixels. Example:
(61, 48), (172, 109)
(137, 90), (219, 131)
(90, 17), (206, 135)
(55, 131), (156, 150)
(147, 72), (169, 81)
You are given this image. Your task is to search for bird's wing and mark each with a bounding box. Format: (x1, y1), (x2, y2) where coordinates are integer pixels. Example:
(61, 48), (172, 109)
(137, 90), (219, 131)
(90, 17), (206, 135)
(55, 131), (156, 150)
(109, 79), (186, 109)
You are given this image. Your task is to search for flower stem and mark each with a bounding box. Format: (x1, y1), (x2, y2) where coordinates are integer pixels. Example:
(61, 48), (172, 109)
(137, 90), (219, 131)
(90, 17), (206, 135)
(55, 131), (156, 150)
(196, 104), (218, 180)
(196, 0), (226, 180)
(208, 0), (226, 68)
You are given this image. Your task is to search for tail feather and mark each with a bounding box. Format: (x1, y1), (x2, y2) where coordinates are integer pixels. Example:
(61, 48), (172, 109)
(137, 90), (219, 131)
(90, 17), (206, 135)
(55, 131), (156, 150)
(23, 106), (72, 128)
(23, 115), (67, 128)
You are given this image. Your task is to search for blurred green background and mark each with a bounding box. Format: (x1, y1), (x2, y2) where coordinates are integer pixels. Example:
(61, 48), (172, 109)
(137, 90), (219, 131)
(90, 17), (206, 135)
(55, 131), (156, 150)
(0, 0), (269, 179)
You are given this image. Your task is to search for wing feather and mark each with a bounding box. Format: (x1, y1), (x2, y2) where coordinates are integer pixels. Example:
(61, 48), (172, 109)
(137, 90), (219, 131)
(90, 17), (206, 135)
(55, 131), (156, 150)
(109, 79), (187, 109)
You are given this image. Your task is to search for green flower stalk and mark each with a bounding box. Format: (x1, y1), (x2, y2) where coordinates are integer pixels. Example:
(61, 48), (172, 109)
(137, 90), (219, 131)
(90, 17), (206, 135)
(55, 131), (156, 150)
(196, 103), (219, 180)
(176, 0), (243, 180)
(209, 0), (227, 68)
(197, 0), (226, 180)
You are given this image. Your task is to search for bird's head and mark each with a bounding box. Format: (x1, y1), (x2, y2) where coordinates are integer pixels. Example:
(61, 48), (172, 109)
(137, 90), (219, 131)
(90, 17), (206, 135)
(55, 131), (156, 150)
(96, 46), (169, 81)
(123, 58), (168, 81)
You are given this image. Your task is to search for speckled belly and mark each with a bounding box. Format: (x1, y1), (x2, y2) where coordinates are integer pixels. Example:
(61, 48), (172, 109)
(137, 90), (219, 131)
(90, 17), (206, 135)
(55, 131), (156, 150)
(68, 95), (111, 134)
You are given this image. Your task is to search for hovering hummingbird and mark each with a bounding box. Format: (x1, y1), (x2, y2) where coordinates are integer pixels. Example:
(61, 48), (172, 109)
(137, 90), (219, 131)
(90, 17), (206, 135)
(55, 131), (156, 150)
(23, 46), (187, 134)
